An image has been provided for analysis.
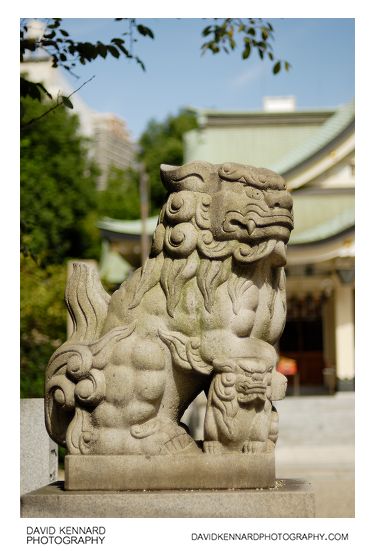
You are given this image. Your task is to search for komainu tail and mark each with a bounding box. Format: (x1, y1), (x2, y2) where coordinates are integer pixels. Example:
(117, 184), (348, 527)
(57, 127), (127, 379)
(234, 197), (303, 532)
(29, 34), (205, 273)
(65, 262), (111, 344)
(45, 263), (111, 446)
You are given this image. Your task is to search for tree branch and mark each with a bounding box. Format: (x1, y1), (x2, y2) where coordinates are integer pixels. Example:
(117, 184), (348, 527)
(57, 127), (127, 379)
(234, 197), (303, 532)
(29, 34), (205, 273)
(21, 75), (95, 129)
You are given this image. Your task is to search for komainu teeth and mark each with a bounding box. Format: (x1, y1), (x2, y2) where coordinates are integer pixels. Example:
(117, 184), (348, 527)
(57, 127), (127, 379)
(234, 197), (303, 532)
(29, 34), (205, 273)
(247, 220), (256, 234)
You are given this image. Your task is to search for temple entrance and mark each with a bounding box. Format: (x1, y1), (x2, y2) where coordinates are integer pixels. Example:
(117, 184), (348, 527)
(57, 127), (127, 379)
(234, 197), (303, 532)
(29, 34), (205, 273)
(279, 294), (326, 391)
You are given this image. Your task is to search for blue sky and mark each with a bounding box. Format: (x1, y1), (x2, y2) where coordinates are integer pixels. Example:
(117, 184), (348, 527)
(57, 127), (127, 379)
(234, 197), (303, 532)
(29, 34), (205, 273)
(37, 18), (355, 140)
(52, 18), (354, 138)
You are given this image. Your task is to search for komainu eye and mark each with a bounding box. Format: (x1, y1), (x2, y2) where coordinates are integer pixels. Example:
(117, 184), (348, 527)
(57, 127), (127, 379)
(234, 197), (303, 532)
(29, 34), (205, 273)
(246, 187), (263, 200)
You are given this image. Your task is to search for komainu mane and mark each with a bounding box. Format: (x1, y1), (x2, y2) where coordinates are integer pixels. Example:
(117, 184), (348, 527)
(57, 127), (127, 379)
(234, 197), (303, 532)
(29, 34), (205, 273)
(45, 161), (293, 457)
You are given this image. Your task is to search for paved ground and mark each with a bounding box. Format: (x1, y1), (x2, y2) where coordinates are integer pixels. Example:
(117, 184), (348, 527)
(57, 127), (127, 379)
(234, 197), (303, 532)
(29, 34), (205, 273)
(184, 391), (355, 518)
(275, 392), (355, 517)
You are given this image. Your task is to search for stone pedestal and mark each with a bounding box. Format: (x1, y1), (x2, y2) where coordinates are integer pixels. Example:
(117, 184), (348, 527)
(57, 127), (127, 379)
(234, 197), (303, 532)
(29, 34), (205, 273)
(65, 453), (275, 491)
(21, 479), (315, 518)
(20, 398), (58, 495)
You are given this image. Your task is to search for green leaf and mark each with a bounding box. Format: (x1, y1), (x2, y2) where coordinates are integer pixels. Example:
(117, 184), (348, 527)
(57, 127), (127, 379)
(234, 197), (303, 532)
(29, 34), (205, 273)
(36, 83), (52, 99)
(208, 43), (220, 54)
(135, 57), (146, 71)
(97, 42), (107, 58)
(108, 45), (120, 58)
(202, 26), (212, 37)
(136, 25), (154, 39)
(61, 96), (73, 109)
(42, 40), (58, 47)
(273, 61), (281, 74)
(47, 20), (61, 29)
(111, 37), (125, 45)
(284, 61), (291, 71)
(117, 44), (131, 58)
(242, 42), (251, 59)
(78, 42), (97, 60)
(60, 29), (69, 37)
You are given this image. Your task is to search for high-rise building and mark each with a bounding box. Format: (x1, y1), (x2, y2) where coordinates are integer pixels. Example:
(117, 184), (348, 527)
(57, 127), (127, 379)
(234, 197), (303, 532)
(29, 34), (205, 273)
(21, 53), (135, 189)
(91, 113), (135, 190)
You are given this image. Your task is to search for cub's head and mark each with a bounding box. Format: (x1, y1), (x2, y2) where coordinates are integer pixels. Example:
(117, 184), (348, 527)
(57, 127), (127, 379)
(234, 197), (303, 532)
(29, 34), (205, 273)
(213, 340), (278, 406)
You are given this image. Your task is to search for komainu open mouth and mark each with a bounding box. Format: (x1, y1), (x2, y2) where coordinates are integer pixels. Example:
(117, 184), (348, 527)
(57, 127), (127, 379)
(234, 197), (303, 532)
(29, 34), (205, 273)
(236, 381), (267, 394)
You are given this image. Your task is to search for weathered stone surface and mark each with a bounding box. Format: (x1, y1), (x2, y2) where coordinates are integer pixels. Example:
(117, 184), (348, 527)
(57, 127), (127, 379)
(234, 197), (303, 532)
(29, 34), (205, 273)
(20, 398), (58, 495)
(21, 479), (314, 518)
(44, 161), (293, 489)
(65, 453), (275, 490)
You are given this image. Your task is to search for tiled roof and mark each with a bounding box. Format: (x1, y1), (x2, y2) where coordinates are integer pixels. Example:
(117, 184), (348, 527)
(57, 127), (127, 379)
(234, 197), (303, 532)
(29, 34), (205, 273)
(290, 192), (354, 245)
(272, 100), (355, 175)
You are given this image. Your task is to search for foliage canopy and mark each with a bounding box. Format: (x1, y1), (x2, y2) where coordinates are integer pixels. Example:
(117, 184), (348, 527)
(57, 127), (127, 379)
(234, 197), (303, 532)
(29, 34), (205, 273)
(21, 96), (98, 265)
(138, 109), (198, 213)
(21, 255), (67, 398)
(97, 166), (141, 220)
(20, 18), (290, 109)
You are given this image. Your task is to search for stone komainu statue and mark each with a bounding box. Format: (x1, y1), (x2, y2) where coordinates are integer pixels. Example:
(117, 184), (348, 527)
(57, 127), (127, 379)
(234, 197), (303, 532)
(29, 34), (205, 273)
(45, 161), (293, 457)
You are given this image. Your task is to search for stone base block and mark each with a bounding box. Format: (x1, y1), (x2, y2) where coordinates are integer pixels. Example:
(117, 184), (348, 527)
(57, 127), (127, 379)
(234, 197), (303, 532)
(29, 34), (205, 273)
(21, 480), (315, 518)
(21, 398), (58, 494)
(65, 453), (275, 491)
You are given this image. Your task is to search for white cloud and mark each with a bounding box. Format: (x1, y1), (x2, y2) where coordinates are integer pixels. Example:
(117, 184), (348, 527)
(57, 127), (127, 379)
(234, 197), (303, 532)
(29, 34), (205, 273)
(231, 64), (266, 88)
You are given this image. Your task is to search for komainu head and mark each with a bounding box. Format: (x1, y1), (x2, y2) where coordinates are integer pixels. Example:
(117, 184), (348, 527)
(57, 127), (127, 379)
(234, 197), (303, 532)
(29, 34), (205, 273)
(150, 161), (293, 265)
(130, 161), (293, 316)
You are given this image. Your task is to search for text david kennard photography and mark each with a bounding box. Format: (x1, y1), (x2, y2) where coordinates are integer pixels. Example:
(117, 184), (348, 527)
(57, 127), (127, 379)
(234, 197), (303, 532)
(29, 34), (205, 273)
(26, 526), (106, 545)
